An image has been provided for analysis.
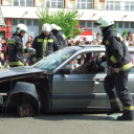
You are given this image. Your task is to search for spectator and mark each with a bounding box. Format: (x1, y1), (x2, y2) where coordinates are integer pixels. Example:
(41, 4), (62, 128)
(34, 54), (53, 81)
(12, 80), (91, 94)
(92, 33), (102, 45)
(68, 43), (73, 47)
(1, 60), (10, 69)
(128, 34), (134, 46)
(76, 40), (81, 46)
(2, 39), (5, 44)
(81, 40), (85, 45)
(26, 41), (32, 48)
(127, 31), (133, 41)
(70, 58), (79, 70)
(67, 37), (73, 41)
(3, 37), (9, 60)
(24, 41), (32, 65)
(70, 39), (76, 46)
(0, 37), (3, 52)
(0, 52), (5, 65)
(83, 38), (90, 45)
(28, 35), (33, 43)
(67, 37), (73, 46)
(97, 52), (105, 60)
(129, 44), (134, 66)
(123, 36), (129, 46)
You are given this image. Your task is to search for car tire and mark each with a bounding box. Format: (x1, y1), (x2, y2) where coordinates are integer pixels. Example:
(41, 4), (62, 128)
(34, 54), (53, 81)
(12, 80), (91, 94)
(18, 104), (34, 117)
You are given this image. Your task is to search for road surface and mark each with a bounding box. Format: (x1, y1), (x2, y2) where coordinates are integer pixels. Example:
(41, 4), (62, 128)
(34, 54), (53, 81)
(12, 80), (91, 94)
(0, 112), (134, 134)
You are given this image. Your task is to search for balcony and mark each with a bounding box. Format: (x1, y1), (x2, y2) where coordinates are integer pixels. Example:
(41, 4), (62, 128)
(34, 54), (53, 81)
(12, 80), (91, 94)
(1, 5), (134, 21)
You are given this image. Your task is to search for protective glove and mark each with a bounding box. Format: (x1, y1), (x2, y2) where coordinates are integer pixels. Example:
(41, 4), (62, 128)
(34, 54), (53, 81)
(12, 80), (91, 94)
(27, 48), (36, 54)
(101, 61), (108, 68)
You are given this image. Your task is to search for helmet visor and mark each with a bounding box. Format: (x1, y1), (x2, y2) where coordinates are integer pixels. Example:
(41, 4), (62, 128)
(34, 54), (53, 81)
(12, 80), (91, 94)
(94, 22), (101, 27)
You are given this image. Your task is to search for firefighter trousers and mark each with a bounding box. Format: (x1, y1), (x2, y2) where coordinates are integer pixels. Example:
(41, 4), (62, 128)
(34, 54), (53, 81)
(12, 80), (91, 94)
(104, 70), (134, 116)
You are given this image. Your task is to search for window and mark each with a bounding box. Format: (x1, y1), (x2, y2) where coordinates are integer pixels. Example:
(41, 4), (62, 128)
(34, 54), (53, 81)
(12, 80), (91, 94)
(46, 0), (64, 8)
(13, 0), (33, 6)
(34, 20), (39, 26)
(130, 23), (134, 28)
(106, 1), (134, 11)
(130, 2), (134, 11)
(80, 21), (92, 28)
(118, 22), (123, 28)
(14, 0), (18, 6)
(26, 20), (32, 26)
(12, 19), (18, 25)
(32, 48), (76, 70)
(77, 0), (92, 9)
(19, 19), (25, 24)
(115, 21), (134, 29)
(64, 52), (106, 74)
(87, 22), (92, 27)
(12, 19), (39, 26)
(125, 22), (129, 28)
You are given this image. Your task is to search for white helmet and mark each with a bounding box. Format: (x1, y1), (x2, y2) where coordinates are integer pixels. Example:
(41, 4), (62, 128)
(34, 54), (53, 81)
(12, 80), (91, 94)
(15, 24), (28, 34)
(51, 24), (62, 31)
(42, 23), (51, 33)
(94, 16), (114, 27)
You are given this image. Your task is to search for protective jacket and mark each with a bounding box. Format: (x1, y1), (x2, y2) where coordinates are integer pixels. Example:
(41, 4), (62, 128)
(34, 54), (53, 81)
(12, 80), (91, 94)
(52, 30), (67, 48)
(7, 33), (28, 66)
(102, 26), (133, 72)
(32, 33), (60, 59)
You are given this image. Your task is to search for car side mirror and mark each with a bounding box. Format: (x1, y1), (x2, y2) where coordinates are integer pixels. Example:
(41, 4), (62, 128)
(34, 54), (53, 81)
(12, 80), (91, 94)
(61, 68), (70, 76)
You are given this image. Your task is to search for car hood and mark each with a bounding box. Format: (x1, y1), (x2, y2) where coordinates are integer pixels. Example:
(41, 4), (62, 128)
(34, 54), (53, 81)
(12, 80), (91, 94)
(0, 66), (47, 79)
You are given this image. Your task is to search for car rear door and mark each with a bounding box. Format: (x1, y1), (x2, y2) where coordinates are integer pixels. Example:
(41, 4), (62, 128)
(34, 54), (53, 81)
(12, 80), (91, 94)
(52, 73), (107, 109)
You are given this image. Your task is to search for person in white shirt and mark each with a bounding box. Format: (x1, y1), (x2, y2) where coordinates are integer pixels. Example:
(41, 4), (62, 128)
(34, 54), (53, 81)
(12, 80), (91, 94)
(123, 36), (129, 46)
(128, 34), (134, 46)
(127, 31), (133, 41)
(91, 32), (102, 45)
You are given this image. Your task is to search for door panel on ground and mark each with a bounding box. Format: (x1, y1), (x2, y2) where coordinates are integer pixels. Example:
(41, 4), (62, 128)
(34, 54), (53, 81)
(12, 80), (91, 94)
(52, 74), (107, 109)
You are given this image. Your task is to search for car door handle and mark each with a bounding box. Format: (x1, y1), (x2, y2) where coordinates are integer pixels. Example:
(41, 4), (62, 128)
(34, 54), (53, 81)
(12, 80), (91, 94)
(94, 79), (104, 82)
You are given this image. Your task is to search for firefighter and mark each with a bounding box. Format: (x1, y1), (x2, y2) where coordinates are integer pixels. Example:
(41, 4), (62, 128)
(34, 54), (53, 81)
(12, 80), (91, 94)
(32, 23), (61, 61)
(51, 24), (67, 48)
(94, 16), (134, 121)
(7, 24), (36, 67)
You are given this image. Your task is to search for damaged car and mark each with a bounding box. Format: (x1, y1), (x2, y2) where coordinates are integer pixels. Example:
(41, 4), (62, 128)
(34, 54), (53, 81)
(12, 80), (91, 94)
(0, 45), (134, 117)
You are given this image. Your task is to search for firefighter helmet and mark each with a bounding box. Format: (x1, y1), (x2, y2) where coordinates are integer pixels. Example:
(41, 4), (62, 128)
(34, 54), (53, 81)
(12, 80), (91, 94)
(42, 23), (51, 33)
(15, 24), (28, 34)
(94, 16), (114, 27)
(51, 24), (62, 31)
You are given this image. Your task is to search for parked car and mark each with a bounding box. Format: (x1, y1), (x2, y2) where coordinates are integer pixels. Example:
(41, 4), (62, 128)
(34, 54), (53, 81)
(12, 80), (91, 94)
(0, 45), (134, 117)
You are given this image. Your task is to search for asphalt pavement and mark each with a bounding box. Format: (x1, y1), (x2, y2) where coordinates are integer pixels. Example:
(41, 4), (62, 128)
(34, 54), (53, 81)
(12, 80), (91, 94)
(0, 112), (134, 134)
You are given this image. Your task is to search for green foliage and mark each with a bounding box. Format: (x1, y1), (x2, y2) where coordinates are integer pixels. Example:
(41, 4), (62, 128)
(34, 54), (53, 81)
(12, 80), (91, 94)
(36, 7), (83, 38)
(121, 29), (129, 37)
(113, 24), (118, 32)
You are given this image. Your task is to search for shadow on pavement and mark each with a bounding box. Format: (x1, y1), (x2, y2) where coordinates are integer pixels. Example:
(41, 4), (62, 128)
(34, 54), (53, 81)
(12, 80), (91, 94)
(0, 111), (120, 121)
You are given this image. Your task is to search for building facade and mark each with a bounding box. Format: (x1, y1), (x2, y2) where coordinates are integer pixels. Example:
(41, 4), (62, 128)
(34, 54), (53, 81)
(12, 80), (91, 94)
(1, 0), (134, 42)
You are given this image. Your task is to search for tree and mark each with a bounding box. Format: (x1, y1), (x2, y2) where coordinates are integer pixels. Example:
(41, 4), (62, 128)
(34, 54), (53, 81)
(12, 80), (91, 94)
(36, 7), (84, 38)
(113, 24), (118, 32)
(121, 29), (129, 37)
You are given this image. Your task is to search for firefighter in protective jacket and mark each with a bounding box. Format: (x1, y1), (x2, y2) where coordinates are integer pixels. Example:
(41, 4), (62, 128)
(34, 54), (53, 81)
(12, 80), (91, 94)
(94, 16), (134, 121)
(51, 24), (67, 48)
(32, 23), (61, 61)
(7, 24), (36, 67)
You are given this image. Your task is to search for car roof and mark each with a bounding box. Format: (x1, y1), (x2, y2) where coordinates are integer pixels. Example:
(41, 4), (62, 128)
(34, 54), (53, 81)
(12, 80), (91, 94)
(68, 45), (134, 53)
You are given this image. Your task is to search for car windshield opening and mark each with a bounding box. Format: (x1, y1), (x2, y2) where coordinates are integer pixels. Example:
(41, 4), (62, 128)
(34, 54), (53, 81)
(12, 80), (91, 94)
(32, 48), (76, 70)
